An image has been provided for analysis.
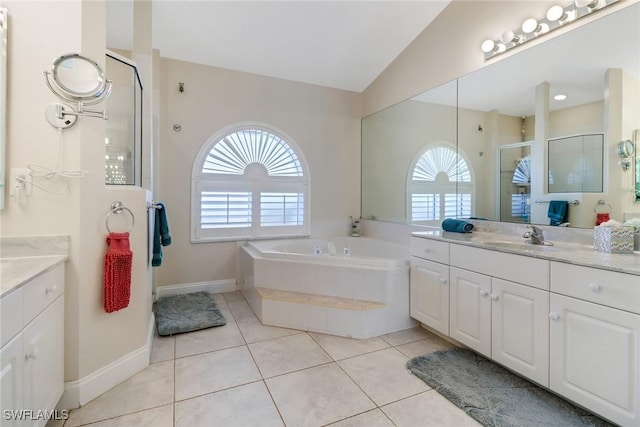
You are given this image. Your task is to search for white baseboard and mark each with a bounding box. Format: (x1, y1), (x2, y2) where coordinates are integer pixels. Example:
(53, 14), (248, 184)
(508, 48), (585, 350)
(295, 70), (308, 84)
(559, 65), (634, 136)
(155, 279), (237, 300)
(58, 313), (155, 410)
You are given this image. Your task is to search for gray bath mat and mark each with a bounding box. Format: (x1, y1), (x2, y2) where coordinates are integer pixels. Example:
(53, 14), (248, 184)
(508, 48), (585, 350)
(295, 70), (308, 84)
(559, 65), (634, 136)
(407, 348), (613, 427)
(154, 291), (226, 336)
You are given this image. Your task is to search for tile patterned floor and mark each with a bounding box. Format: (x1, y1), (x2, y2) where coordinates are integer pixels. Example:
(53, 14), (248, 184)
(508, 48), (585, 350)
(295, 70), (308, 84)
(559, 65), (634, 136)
(58, 292), (480, 427)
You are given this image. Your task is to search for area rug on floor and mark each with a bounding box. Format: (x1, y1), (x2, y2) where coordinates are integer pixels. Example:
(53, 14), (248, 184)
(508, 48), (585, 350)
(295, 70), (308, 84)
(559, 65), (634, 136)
(154, 291), (226, 336)
(407, 348), (614, 427)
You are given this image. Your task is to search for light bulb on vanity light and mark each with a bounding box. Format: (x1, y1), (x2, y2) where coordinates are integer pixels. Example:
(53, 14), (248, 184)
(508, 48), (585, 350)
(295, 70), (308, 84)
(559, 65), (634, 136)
(522, 18), (549, 35)
(554, 94), (568, 101)
(501, 30), (523, 45)
(481, 39), (506, 54)
(546, 5), (572, 23)
(575, 0), (601, 10)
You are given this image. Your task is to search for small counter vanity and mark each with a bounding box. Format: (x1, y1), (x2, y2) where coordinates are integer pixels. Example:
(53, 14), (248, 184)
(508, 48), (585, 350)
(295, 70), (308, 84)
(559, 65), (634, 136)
(409, 228), (640, 427)
(1, 236), (68, 427)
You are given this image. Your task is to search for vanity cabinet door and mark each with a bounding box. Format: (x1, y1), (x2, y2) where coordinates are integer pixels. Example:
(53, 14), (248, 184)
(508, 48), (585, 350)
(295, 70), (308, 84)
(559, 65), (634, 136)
(22, 297), (64, 427)
(449, 267), (491, 357)
(550, 293), (640, 426)
(491, 278), (549, 387)
(0, 334), (24, 427)
(410, 257), (449, 335)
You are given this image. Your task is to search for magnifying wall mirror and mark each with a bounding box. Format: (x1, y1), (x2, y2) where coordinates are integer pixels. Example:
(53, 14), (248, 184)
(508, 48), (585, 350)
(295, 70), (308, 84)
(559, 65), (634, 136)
(51, 54), (108, 99)
(44, 53), (112, 129)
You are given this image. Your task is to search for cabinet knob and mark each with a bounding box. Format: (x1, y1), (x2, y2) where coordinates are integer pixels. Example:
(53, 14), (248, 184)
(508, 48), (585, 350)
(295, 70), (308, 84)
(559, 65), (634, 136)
(439, 278), (448, 285)
(25, 349), (39, 360)
(588, 283), (601, 293)
(480, 290), (489, 297)
(549, 312), (560, 321)
(490, 293), (499, 301)
(45, 285), (58, 294)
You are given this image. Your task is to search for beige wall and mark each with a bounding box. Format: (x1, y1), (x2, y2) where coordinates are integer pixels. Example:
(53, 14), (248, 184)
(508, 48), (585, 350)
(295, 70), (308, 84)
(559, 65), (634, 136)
(155, 59), (362, 288)
(1, 0), (152, 387)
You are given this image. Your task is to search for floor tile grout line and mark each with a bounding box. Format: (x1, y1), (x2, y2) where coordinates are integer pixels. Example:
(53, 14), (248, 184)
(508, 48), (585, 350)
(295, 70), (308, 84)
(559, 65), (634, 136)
(173, 378), (265, 404)
(261, 378), (288, 427)
(68, 403), (175, 427)
(173, 334), (177, 427)
(174, 341), (248, 361)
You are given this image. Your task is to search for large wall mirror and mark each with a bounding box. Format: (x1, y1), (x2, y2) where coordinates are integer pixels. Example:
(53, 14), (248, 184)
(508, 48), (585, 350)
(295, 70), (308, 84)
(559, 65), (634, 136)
(0, 8), (6, 210)
(362, 3), (640, 229)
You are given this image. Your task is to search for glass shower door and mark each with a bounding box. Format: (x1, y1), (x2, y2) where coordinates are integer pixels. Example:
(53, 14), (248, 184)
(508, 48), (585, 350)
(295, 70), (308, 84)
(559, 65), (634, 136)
(105, 53), (142, 186)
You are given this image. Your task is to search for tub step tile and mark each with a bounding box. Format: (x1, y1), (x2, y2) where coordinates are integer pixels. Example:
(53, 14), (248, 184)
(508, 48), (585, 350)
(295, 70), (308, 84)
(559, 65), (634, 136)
(255, 287), (386, 311)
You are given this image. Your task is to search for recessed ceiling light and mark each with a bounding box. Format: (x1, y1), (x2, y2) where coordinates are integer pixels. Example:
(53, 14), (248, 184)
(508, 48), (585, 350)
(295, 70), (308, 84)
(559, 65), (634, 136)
(554, 94), (568, 101)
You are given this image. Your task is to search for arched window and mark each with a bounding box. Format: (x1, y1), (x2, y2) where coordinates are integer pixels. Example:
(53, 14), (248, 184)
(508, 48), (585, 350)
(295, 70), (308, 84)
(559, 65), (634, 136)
(192, 124), (309, 242)
(408, 145), (473, 223)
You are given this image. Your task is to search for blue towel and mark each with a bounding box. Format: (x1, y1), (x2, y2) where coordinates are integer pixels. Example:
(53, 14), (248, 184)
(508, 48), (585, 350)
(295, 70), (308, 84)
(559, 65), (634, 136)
(152, 202), (171, 267)
(442, 218), (474, 233)
(547, 201), (568, 226)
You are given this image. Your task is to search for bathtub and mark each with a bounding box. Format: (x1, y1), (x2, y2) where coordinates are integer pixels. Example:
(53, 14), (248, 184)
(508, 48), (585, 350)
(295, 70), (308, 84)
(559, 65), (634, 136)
(239, 237), (417, 339)
(248, 237), (409, 267)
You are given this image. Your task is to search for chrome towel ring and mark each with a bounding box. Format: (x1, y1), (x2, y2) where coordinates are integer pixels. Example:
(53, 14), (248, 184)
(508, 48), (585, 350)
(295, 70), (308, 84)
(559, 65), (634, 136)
(594, 199), (612, 213)
(106, 201), (135, 233)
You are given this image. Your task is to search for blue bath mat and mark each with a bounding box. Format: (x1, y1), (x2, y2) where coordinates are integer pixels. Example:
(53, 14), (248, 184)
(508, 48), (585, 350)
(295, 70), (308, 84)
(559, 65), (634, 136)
(407, 348), (614, 427)
(154, 291), (226, 336)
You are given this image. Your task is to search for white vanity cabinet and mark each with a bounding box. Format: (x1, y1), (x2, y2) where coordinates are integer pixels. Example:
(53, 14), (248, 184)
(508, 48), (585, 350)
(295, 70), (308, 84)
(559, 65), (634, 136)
(450, 244), (550, 386)
(490, 278), (549, 386)
(409, 235), (640, 425)
(449, 267), (491, 357)
(549, 262), (640, 426)
(0, 263), (65, 427)
(409, 238), (450, 335)
(448, 271), (550, 384)
(410, 239), (551, 386)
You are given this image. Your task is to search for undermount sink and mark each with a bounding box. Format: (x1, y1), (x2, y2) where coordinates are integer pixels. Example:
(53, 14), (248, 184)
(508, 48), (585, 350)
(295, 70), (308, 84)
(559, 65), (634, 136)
(469, 237), (557, 252)
(488, 240), (555, 250)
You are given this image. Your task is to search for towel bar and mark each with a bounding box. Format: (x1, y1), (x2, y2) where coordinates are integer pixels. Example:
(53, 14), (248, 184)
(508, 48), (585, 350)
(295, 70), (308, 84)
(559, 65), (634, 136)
(535, 199), (580, 206)
(147, 202), (163, 211)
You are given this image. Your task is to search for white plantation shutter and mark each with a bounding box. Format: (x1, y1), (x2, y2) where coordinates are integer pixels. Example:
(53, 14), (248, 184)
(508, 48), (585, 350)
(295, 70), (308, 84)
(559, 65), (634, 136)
(192, 125), (309, 241)
(203, 129), (303, 177)
(409, 146), (473, 223)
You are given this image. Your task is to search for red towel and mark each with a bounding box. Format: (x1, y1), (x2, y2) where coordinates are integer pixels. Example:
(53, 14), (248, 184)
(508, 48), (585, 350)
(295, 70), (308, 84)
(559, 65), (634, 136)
(104, 232), (133, 313)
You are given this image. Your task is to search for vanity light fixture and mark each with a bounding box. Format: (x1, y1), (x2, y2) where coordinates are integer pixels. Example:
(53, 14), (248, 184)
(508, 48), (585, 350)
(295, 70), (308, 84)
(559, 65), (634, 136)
(481, 0), (619, 60)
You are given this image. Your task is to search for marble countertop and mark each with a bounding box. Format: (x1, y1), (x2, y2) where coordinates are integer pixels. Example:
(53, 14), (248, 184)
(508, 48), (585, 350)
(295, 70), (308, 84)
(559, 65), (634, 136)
(412, 229), (640, 276)
(1, 255), (67, 297)
(0, 235), (69, 298)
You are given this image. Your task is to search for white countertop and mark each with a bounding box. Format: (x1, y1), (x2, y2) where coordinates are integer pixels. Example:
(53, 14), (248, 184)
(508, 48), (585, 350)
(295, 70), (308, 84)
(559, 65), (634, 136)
(0, 255), (67, 297)
(412, 230), (640, 276)
(0, 235), (70, 298)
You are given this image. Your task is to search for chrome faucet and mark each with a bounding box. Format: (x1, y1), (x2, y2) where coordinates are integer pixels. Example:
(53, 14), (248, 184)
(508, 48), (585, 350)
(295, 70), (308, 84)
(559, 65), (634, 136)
(523, 225), (545, 244)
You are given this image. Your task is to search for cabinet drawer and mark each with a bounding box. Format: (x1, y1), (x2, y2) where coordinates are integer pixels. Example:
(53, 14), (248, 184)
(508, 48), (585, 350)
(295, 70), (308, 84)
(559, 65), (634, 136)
(550, 262), (640, 314)
(410, 237), (449, 264)
(450, 244), (549, 290)
(1, 288), (23, 347)
(22, 264), (65, 326)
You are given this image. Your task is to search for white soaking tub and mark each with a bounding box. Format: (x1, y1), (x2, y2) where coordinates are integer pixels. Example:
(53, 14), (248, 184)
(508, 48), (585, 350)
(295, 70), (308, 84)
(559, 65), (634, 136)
(239, 237), (416, 339)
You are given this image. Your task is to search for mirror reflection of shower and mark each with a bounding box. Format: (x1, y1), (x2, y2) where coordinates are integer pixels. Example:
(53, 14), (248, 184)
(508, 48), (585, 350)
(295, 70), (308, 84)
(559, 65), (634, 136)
(498, 142), (532, 223)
